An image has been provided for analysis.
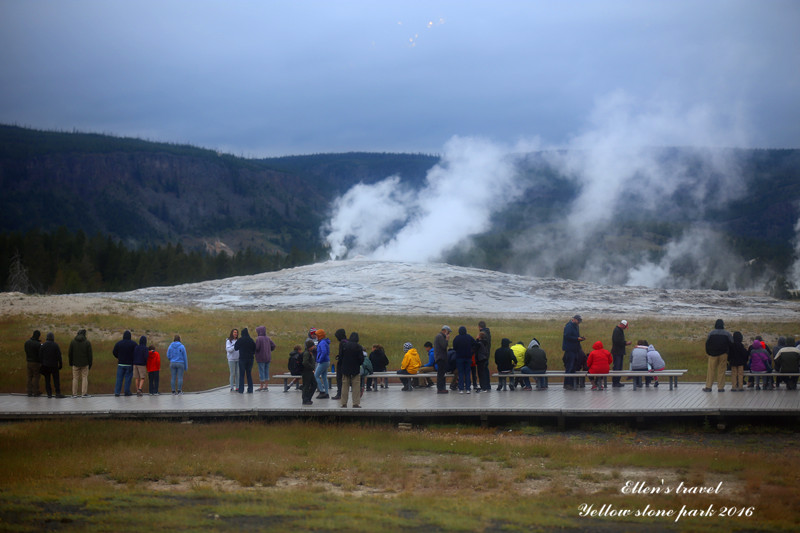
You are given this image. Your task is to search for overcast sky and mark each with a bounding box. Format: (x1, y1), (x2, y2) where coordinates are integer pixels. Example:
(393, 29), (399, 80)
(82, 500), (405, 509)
(1, 0), (798, 157)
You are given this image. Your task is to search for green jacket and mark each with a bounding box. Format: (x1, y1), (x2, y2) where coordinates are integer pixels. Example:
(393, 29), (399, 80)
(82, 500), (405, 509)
(68, 330), (93, 368)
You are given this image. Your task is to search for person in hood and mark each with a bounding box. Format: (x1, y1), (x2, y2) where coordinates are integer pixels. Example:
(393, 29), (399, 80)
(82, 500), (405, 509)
(234, 328), (256, 393)
(727, 332), (748, 391)
(433, 325), (452, 394)
(774, 336), (800, 390)
(39, 332), (65, 398)
(113, 330), (137, 397)
(313, 329), (331, 399)
(494, 338), (517, 391)
(167, 334), (188, 394)
(254, 326), (276, 391)
(704, 319), (732, 392)
(646, 344), (666, 387)
(339, 332), (365, 407)
(397, 342), (421, 391)
(133, 335), (149, 397)
(68, 329), (93, 398)
(521, 338), (548, 390)
(452, 326), (475, 393)
(748, 340), (773, 390)
(586, 340), (612, 390)
(24, 330), (43, 397)
(510, 340), (527, 390)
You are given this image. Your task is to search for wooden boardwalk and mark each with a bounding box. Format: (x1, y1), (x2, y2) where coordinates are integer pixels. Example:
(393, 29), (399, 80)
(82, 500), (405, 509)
(2, 382), (798, 425)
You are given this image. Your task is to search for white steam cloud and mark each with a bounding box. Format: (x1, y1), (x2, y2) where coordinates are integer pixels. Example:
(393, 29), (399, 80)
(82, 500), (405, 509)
(325, 136), (529, 262)
(323, 92), (791, 291)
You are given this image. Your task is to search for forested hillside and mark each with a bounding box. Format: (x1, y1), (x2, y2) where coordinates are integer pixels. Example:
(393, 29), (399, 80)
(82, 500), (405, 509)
(1, 125), (798, 294)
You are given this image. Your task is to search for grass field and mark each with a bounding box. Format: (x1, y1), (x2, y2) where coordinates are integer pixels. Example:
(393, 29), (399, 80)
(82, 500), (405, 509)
(3, 307), (798, 393)
(2, 306), (799, 531)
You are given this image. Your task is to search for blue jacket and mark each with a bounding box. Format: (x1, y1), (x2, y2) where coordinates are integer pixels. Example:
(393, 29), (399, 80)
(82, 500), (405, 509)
(316, 338), (330, 364)
(562, 320), (582, 352)
(113, 331), (137, 365)
(452, 327), (475, 360)
(167, 341), (188, 369)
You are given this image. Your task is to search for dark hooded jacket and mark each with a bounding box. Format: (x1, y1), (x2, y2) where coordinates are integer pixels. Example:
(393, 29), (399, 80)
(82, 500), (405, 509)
(452, 327), (475, 360)
(40, 333), (62, 370)
(524, 339), (548, 371)
(339, 332), (364, 376)
(728, 331), (749, 367)
(24, 331), (42, 363)
(133, 336), (149, 366)
(705, 319), (732, 357)
(334, 328), (347, 363)
(494, 338), (516, 372)
(234, 328), (257, 364)
(113, 331), (137, 365)
(68, 329), (93, 368)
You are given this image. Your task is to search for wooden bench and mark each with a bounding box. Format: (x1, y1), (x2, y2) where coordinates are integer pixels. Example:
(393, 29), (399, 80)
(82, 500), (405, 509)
(491, 370), (688, 391)
(272, 373), (331, 391)
(725, 371), (800, 389)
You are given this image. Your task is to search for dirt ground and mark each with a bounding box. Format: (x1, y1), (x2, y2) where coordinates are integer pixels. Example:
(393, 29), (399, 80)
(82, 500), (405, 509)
(0, 292), (179, 317)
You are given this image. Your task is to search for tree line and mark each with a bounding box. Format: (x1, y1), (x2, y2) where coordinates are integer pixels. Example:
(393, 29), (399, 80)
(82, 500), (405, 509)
(1, 228), (316, 294)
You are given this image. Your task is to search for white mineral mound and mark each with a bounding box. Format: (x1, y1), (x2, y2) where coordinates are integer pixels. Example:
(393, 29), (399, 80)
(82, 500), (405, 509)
(87, 258), (800, 319)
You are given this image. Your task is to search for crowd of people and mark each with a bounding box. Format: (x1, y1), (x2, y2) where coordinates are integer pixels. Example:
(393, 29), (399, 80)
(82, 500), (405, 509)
(22, 315), (800, 402)
(704, 319), (800, 391)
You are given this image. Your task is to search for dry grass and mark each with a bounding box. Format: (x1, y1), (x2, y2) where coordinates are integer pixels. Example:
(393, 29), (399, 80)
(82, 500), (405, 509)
(0, 419), (798, 531)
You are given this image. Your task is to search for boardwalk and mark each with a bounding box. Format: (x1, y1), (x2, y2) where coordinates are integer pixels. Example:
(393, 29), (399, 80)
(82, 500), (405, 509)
(2, 382), (798, 425)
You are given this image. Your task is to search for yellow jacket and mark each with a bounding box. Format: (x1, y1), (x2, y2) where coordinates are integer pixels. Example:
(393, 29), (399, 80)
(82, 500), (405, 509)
(401, 348), (421, 374)
(511, 343), (526, 370)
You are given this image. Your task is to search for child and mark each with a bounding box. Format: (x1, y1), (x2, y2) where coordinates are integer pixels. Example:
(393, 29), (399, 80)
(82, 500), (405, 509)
(285, 344), (303, 392)
(147, 345), (161, 395)
(728, 332), (748, 391)
(748, 340), (773, 390)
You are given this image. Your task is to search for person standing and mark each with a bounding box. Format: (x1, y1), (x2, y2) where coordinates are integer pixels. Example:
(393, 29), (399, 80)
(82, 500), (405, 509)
(167, 334), (188, 394)
(562, 315), (585, 390)
(433, 325), (451, 394)
(728, 332), (748, 392)
(147, 344), (161, 395)
(301, 340), (317, 405)
(254, 326), (276, 391)
(133, 335), (148, 397)
(113, 330), (137, 397)
(226, 329), (239, 392)
(68, 329), (93, 398)
(24, 330), (42, 397)
(704, 319), (732, 392)
(610, 320), (631, 387)
(453, 326), (475, 393)
(339, 332), (365, 408)
(331, 329), (348, 400)
(40, 332), (65, 398)
(367, 344), (390, 391)
(314, 329), (331, 399)
(478, 320), (492, 354)
(235, 328), (256, 393)
(474, 331), (491, 392)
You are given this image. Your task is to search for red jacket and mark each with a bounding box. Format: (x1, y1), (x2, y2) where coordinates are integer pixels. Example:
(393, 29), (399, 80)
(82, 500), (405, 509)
(147, 350), (161, 372)
(586, 341), (612, 374)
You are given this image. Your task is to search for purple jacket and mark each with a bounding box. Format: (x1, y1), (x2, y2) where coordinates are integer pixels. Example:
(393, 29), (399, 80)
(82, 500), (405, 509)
(254, 326), (276, 363)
